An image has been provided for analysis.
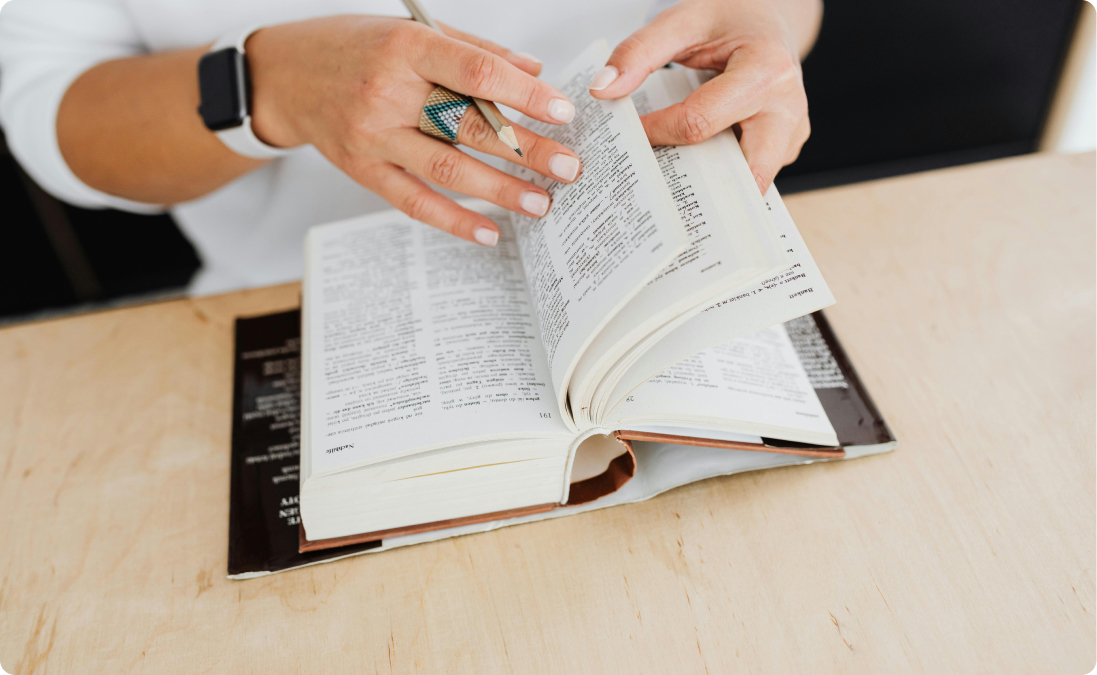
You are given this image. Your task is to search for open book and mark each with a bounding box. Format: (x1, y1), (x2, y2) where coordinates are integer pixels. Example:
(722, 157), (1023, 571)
(298, 41), (885, 546)
(229, 309), (893, 577)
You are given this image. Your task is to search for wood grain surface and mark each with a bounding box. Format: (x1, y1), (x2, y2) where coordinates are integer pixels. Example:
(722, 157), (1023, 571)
(1, 151), (1093, 674)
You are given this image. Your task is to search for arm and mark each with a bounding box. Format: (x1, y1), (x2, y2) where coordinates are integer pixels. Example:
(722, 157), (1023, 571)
(57, 45), (256, 205)
(590, 0), (823, 194)
(53, 16), (586, 244)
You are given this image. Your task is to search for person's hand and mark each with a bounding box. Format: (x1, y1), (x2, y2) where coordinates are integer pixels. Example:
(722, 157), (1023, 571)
(246, 16), (584, 245)
(588, 0), (820, 194)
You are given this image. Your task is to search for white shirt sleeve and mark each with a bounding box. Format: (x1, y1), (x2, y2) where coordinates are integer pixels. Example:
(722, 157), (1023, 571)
(0, 0), (164, 212)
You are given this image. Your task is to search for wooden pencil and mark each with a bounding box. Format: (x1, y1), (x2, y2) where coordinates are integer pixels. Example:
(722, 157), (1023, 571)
(401, 0), (524, 157)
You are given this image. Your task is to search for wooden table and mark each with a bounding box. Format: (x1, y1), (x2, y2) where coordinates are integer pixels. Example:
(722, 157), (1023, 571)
(1, 152), (1093, 674)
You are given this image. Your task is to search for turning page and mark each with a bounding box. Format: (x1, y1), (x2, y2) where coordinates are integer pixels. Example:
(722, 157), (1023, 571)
(607, 324), (839, 446)
(302, 206), (571, 478)
(605, 185), (836, 411)
(570, 67), (788, 423)
(508, 40), (688, 419)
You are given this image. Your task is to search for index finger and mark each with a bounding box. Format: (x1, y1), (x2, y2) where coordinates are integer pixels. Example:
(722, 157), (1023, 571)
(410, 29), (576, 125)
(436, 22), (543, 76)
(589, 6), (703, 99)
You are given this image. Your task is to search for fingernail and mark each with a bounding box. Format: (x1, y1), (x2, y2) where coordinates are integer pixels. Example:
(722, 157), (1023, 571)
(754, 173), (769, 195)
(588, 66), (619, 91)
(514, 52), (541, 64)
(547, 99), (575, 123)
(549, 153), (581, 182)
(520, 191), (550, 217)
(474, 227), (499, 246)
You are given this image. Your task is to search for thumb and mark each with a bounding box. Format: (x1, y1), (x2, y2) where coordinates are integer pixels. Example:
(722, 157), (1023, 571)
(589, 11), (699, 99)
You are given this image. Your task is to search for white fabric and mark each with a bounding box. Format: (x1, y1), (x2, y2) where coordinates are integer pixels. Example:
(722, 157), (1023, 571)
(0, 0), (654, 295)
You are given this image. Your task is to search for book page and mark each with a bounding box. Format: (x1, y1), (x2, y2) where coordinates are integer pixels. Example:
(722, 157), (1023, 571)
(303, 206), (571, 477)
(568, 68), (787, 423)
(604, 185), (836, 410)
(509, 40), (687, 417)
(606, 324), (838, 446)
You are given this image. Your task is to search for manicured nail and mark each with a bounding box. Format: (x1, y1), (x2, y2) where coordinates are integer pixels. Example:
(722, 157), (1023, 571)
(520, 191), (550, 217)
(588, 66), (619, 91)
(514, 52), (542, 65)
(547, 99), (575, 123)
(474, 227), (499, 246)
(548, 154), (581, 182)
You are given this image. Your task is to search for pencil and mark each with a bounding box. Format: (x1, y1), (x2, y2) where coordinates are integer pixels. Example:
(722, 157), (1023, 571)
(401, 0), (524, 157)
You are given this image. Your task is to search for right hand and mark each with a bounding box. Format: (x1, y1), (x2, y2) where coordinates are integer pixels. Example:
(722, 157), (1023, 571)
(247, 15), (583, 246)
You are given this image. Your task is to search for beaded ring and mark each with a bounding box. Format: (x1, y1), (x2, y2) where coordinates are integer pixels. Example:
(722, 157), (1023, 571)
(419, 86), (473, 143)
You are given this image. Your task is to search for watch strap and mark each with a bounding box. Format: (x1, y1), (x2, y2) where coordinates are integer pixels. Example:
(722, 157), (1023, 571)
(216, 118), (289, 160)
(210, 25), (291, 160)
(213, 24), (262, 52)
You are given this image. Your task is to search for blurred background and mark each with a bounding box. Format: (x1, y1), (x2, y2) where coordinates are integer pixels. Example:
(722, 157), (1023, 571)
(0, 0), (1093, 325)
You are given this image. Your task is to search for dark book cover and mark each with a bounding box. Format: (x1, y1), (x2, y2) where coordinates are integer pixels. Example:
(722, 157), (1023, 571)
(227, 309), (892, 576)
(227, 310), (379, 578)
(783, 311), (896, 449)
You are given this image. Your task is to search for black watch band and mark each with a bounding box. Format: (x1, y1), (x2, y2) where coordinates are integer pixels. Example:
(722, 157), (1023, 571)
(196, 28), (289, 159)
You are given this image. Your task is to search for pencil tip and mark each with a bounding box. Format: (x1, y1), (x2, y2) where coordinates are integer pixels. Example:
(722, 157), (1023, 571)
(497, 126), (522, 158)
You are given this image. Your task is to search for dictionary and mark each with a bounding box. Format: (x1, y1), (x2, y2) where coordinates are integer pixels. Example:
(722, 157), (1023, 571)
(228, 309), (893, 577)
(293, 39), (897, 551)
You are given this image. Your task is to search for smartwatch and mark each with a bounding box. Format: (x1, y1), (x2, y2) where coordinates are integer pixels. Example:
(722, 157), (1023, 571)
(197, 27), (290, 159)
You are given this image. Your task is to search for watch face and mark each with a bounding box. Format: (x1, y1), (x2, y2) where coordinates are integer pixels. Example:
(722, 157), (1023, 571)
(198, 48), (249, 131)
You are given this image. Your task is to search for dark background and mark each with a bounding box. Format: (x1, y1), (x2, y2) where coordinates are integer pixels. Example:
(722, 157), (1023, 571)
(779, 0), (1082, 191)
(0, 0), (1085, 323)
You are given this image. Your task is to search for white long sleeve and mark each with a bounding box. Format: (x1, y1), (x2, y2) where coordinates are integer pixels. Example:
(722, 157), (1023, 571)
(0, 0), (163, 211)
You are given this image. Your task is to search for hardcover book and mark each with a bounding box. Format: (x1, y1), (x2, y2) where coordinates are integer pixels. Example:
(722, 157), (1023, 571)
(228, 309), (894, 578)
(294, 40), (899, 550)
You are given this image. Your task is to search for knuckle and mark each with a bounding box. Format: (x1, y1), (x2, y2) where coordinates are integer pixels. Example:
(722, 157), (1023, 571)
(677, 104), (715, 144)
(785, 123), (810, 166)
(772, 50), (798, 74)
(460, 52), (498, 93)
(493, 179), (513, 207)
(359, 77), (394, 106)
(789, 96), (808, 120)
(766, 50), (802, 89)
(338, 149), (369, 177)
(527, 135), (553, 166)
(349, 133), (379, 162)
(798, 117), (811, 144)
(614, 36), (648, 66)
(401, 190), (435, 223)
(461, 110), (496, 146)
(378, 21), (413, 51)
(426, 150), (464, 186)
(522, 85), (541, 115)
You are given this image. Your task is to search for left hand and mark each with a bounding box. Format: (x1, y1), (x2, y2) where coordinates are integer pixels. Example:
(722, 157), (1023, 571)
(588, 0), (821, 194)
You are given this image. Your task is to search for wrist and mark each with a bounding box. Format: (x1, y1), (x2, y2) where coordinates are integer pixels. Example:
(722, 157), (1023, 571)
(771, 0), (822, 58)
(245, 26), (304, 149)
